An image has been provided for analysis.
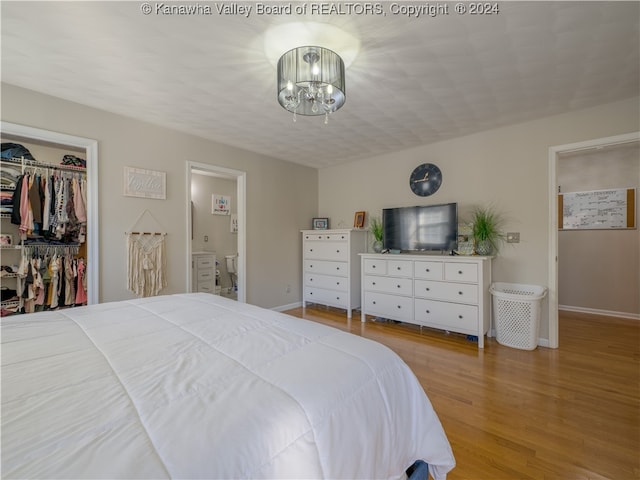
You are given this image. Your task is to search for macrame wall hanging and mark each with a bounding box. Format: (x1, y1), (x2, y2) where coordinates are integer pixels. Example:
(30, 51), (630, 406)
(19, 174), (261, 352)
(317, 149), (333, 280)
(126, 209), (167, 298)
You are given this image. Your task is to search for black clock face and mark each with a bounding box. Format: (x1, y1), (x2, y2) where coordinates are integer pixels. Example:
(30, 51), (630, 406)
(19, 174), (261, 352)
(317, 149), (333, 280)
(409, 163), (442, 197)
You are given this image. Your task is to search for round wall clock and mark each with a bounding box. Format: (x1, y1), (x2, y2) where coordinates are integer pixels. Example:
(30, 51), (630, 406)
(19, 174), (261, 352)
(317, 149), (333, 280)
(409, 163), (442, 197)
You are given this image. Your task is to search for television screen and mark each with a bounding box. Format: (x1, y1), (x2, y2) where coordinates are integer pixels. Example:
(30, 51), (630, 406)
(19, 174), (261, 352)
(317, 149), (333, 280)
(383, 203), (458, 253)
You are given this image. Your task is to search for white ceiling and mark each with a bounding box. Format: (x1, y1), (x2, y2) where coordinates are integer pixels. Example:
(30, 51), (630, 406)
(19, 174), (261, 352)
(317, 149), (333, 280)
(1, 1), (638, 168)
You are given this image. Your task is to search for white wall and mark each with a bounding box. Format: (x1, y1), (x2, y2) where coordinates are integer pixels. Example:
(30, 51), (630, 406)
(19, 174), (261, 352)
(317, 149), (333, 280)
(318, 96), (640, 343)
(1, 83), (317, 309)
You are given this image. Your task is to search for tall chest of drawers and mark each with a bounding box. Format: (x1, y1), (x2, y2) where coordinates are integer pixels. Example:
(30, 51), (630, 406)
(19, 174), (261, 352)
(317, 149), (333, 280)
(301, 229), (367, 318)
(192, 252), (216, 294)
(360, 253), (492, 348)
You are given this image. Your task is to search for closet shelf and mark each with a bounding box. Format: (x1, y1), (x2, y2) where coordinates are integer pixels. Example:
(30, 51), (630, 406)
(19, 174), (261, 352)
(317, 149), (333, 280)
(1, 157), (86, 173)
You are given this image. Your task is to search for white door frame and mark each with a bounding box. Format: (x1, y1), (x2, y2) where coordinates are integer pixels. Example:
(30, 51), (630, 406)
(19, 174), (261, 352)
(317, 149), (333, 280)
(186, 161), (246, 303)
(548, 131), (639, 348)
(1, 121), (100, 304)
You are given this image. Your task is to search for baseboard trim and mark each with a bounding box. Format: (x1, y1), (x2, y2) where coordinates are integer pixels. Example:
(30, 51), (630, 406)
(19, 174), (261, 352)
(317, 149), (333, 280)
(559, 305), (640, 321)
(272, 301), (302, 312)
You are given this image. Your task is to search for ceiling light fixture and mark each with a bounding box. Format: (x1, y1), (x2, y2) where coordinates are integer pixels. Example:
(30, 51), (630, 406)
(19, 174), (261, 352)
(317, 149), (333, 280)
(277, 46), (345, 124)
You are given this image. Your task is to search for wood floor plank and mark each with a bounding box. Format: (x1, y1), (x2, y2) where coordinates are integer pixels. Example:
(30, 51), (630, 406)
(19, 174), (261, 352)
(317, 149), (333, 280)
(284, 305), (640, 480)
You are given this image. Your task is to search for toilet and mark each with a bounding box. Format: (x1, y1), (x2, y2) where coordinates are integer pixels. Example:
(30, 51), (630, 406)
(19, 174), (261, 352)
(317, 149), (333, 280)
(225, 254), (237, 292)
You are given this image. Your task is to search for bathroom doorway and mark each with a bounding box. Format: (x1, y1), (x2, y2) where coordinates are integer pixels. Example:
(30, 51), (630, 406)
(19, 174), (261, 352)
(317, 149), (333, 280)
(186, 161), (246, 303)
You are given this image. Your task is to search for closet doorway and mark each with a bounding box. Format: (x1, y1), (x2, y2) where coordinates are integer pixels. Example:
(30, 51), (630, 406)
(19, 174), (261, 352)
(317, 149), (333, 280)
(548, 131), (639, 348)
(185, 161), (246, 303)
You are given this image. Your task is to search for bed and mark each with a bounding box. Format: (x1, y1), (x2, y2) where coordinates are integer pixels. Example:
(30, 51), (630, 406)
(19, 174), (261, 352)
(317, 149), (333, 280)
(1, 293), (455, 479)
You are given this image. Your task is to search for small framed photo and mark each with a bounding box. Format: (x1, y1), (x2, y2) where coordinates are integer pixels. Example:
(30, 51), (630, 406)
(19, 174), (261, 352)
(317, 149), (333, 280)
(354, 211), (365, 229)
(312, 218), (329, 230)
(0, 234), (13, 246)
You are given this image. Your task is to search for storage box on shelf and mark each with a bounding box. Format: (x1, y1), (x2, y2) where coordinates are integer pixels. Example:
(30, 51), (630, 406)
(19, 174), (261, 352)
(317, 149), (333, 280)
(360, 253), (493, 348)
(301, 229), (367, 318)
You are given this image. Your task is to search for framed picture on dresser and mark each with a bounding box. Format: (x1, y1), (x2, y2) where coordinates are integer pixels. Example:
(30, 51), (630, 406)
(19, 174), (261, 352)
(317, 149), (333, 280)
(312, 218), (329, 230)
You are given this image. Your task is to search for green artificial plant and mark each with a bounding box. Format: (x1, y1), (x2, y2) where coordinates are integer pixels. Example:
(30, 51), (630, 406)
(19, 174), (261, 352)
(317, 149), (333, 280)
(471, 206), (505, 255)
(369, 216), (383, 242)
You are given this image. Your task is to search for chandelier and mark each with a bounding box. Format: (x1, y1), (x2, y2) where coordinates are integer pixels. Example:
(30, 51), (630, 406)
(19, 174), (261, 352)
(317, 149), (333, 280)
(277, 46), (346, 124)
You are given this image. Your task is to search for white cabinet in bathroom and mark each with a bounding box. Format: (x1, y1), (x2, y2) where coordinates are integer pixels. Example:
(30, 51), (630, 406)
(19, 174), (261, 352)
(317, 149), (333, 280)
(192, 252), (216, 294)
(301, 229), (367, 318)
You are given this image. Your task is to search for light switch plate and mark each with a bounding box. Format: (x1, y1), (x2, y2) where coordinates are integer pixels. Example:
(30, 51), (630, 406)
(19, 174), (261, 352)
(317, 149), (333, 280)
(506, 232), (520, 243)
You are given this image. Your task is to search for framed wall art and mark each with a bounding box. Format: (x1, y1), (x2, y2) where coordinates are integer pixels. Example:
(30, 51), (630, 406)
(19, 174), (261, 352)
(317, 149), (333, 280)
(312, 218), (329, 230)
(354, 211), (365, 229)
(123, 167), (166, 200)
(212, 194), (231, 215)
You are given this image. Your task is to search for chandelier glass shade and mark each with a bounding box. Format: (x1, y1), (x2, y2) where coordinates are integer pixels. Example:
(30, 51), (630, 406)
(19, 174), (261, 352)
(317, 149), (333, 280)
(277, 46), (346, 121)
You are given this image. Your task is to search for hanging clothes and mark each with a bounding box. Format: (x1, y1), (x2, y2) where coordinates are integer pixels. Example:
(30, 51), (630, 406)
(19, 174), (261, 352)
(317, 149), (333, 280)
(127, 233), (167, 298)
(75, 258), (87, 305)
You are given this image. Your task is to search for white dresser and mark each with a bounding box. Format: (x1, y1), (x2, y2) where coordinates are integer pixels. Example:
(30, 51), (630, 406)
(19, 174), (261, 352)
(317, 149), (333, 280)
(301, 229), (367, 318)
(192, 252), (216, 294)
(360, 253), (492, 348)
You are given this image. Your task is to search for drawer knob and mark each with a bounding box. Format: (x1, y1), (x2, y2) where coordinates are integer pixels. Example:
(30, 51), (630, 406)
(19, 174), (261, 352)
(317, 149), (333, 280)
(425, 287), (430, 291)
(310, 278), (313, 282)
(458, 291), (463, 295)
(310, 249), (313, 252)
(336, 296), (340, 300)
(372, 282), (376, 285)
(372, 265), (376, 268)
(426, 310), (430, 314)
(425, 268), (430, 272)
(336, 282), (340, 285)
(397, 285), (401, 288)
(310, 264), (313, 268)
(373, 301), (377, 305)
(397, 266), (401, 270)
(458, 270), (463, 274)
(397, 305), (402, 309)
(326, 236), (330, 239)
(458, 315), (463, 319)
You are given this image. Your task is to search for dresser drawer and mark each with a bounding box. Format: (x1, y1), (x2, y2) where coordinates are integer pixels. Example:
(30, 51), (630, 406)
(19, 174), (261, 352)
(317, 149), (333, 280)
(364, 275), (413, 296)
(196, 256), (215, 269)
(363, 292), (413, 322)
(197, 269), (215, 282)
(305, 274), (348, 292)
(363, 258), (387, 275)
(414, 279), (478, 304)
(304, 260), (347, 276)
(444, 262), (478, 283)
(387, 260), (413, 277)
(304, 242), (348, 261)
(196, 281), (215, 294)
(414, 298), (478, 333)
(413, 261), (443, 280)
(303, 233), (348, 242)
(304, 287), (349, 308)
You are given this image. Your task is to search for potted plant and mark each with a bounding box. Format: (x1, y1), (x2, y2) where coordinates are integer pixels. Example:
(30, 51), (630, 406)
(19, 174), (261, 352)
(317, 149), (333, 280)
(471, 206), (505, 256)
(369, 216), (384, 253)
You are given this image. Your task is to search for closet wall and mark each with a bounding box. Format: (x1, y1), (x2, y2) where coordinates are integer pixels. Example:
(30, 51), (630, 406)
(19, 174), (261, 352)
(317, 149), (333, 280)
(0, 136), (91, 315)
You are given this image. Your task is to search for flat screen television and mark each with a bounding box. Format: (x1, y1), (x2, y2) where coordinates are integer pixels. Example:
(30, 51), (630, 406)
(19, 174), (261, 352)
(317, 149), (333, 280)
(383, 203), (458, 253)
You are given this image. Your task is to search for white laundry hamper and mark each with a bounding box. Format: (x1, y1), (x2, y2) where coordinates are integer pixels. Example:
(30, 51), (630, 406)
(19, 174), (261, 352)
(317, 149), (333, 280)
(490, 282), (547, 350)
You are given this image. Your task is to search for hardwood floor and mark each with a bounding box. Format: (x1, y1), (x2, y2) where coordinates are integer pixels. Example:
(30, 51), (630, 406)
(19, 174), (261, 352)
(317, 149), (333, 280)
(284, 306), (640, 480)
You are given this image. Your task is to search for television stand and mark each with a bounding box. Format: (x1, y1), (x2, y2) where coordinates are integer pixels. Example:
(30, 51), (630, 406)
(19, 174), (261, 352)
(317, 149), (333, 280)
(359, 253), (492, 348)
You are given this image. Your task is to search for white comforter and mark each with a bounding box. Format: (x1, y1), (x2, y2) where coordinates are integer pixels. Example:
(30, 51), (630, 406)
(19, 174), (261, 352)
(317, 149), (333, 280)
(1, 293), (455, 479)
